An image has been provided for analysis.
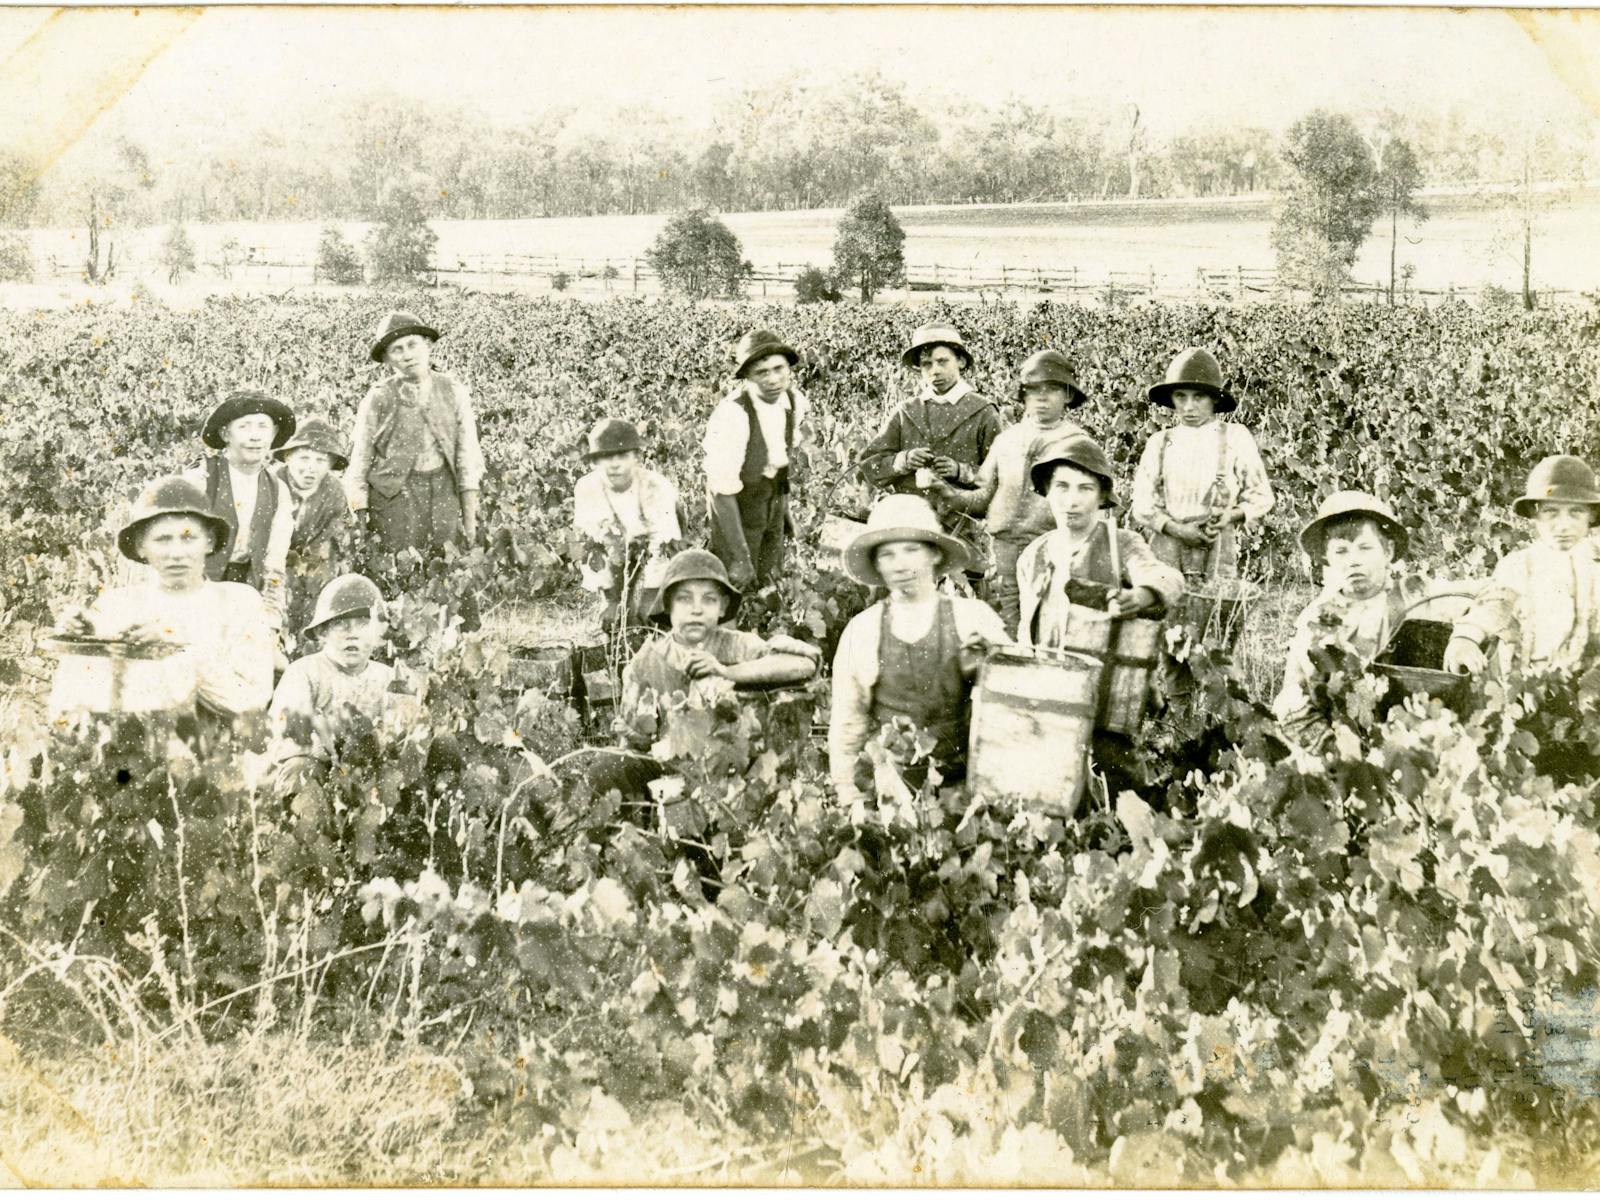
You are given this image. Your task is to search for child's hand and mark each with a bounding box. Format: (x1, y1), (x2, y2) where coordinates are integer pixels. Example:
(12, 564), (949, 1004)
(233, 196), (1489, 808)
(1443, 636), (1485, 676)
(1113, 587), (1156, 614)
(906, 448), (936, 470)
(1167, 520), (1216, 547)
(57, 605), (94, 637)
(683, 649), (728, 680)
(931, 455), (961, 479)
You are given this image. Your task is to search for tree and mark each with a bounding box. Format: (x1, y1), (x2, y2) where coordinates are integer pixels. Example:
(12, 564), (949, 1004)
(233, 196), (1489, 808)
(793, 266), (840, 304)
(0, 150), (41, 226)
(831, 192), (905, 302)
(645, 208), (749, 299)
(159, 221), (196, 284)
(1374, 136), (1427, 305)
(1271, 110), (1381, 297)
(316, 223), (365, 285)
(364, 176), (438, 284)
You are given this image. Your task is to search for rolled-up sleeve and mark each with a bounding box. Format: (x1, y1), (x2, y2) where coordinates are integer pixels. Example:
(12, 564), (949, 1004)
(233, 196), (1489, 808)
(452, 384), (485, 494)
(703, 400), (749, 496)
(1231, 425), (1274, 523)
(1121, 529), (1185, 612)
(828, 613), (877, 796)
(345, 391), (377, 510)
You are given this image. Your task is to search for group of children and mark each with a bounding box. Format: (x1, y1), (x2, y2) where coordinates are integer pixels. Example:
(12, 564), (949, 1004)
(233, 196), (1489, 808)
(53, 310), (1600, 813)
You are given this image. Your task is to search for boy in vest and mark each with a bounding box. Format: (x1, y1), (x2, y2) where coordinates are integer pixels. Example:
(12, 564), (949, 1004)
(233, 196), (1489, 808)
(1444, 455), (1600, 678)
(272, 417), (354, 647)
(930, 349), (1089, 636)
(268, 574), (416, 794)
(704, 328), (807, 591)
(1273, 491), (1427, 746)
(347, 310), (485, 555)
(181, 389), (296, 632)
(573, 417), (684, 631)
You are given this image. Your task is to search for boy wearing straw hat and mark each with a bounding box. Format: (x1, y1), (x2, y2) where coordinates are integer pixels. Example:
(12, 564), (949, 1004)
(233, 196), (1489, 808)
(1016, 435), (1183, 649)
(1273, 490), (1426, 744)
(180, 388), (297, 630)
(1131, 348), (1274, 614)
(348, 310), (485, 554)
(703, 328), (809, 590)
(272, 417), (355, 645)
(573, 417), (684, 630)
(1444, 455), (1600, 678)
(829, 494), (1008, 807)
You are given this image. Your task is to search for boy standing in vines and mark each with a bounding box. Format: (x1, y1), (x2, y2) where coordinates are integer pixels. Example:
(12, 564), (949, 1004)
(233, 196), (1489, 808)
(929, 349), (1089, 636)
(181, 389), (297, 633)
(573, 417), (684, 631)
(272, 417), (354, 647)
(1274, 491), (1427, 745)
(1444, 455), (1600, 678)
(348, 311), (485, 555)
(703, 329), (807, 591)
(1131, 348), (1274, 620)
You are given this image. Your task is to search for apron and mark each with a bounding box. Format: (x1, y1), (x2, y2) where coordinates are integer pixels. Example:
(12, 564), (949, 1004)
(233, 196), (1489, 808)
(862, 596), (971, 790)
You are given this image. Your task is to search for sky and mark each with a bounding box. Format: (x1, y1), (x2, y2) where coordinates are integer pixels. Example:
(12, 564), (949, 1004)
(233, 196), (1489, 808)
(2, 5), (1598, 164)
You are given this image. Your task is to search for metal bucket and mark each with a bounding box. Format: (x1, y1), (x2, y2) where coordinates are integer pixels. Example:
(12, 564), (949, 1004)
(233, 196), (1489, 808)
(43, 636), (181, 716)
(968, 646), (1101, 817)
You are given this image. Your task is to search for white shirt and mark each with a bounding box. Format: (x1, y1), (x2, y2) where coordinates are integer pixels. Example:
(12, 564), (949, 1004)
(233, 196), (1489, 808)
(917, 379), (973, 406)
(702, 382), (808, 496)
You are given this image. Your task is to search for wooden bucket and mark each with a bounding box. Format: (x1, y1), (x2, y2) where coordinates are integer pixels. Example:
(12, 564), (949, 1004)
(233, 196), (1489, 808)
(507, 640), (577, 696)
(1041, 605), (1160, 736)
(1373, 617), (1468, 715)
(968, 647), (1101, 817)
(43, 636), (181, 716)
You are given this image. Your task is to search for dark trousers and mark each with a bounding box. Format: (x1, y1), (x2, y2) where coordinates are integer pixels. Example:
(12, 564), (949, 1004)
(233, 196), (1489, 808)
(709, 478), (787, 586)
(370, 468), (462, 555)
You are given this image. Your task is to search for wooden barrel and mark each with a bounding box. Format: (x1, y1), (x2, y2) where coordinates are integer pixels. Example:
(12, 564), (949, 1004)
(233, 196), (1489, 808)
(968, 647), (1100, 817)
(43, 636), (181, 715)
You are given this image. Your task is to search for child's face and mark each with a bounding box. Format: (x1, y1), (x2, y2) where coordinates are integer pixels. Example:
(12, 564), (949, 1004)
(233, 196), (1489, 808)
(139, 514), (213, 589)
(745, 354), (792, 402)
(596, 449), (640, 490)
(1170, 387), (1216, 428)
(668, 580), (728, 646)
(918, 346), (964, 394)
(1021, 381), (1070, 426)
(1044, 462), (1104, 532)
(223, 413), (277, 463)
(873, 539), (942, 593)
(320, 614), (380, 672)
(282, 448), (333, 494)
(1323, 522), (1394, 600)
(1533, 500), (1595, 553)
(384, 334), (432, 379)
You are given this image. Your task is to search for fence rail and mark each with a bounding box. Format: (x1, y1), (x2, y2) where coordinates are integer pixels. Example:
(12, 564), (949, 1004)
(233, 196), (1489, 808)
(33, 244), (1581, 305)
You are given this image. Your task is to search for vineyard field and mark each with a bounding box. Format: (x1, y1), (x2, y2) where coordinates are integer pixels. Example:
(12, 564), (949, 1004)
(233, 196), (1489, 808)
(1, 292), (1599, 1184)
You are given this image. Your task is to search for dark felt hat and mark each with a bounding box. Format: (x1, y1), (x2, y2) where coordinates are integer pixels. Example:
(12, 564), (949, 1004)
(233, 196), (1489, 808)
(584, 418), (643, 461)
(116, 476), (231, 563)
(273, 417), (350, 472)
(1148, 348), (1236, 413)
(305, 574), (386, 635)
(369, 310), (441, 363)
(1512, 455), (1600, 518)
(1016, 349), (1089, 409)
(649, 549), (742, 626)
(201, 389), (296, 450)
(1030, 434), (1118, 507)
(733, 329), (799, 379)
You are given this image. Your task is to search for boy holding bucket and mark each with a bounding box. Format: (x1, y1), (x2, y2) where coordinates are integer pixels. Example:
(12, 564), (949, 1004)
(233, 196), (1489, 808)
(272, 417), (355, 647)
(1444, 455), (1600, 678)
(829, 495), (1008, 808)
(1273, 491), (1427, 745)
(930, 349), (1090, 633)
(573, 417), (684, 631)
(1131, 348), (1273, 644)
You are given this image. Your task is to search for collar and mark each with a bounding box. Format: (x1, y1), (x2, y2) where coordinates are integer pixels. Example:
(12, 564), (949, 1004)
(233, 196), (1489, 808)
(917, 379), (973, 406)
(744, 381), (792, 410)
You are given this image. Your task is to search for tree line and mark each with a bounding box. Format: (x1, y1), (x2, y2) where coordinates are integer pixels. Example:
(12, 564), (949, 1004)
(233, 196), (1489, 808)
(3, 70), (1596, 233)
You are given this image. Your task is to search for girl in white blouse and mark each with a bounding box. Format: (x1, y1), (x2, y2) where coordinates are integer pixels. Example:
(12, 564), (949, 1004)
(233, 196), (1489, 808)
(1130, 348), (1274, 585)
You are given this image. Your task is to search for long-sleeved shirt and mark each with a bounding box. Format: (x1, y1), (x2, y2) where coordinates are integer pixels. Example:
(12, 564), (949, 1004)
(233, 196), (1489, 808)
(573, 466), (682, 592)
(1452, 541), (1600, 674)
(269, 651), (399, 764)
(347, 370), (485, 509)
(828, 594), (1008, 797)
(1015, 524), (1186, 648)
(859, 382), (1002, 492)
(50, 581), (275, 719)
(620, 626), (777, 718)
(940, 418), (1086, 542)
(702, 382), (809, 496)
(179, 460), (293, 629)
(1131, 420), (1274, 581)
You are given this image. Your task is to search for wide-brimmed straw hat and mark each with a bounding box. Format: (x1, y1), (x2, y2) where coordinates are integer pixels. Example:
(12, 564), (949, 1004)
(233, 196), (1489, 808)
(842, 494), (972, 588)
(1148, 348), (1236, 413)
(648, 548), (742, 626)
(1512, 455), (1600, 518)
(901, 323), (973, 370)
(201, 389), (296, 450)
(1299, 490), (1409, 561)
(732, 329), (798, 379)
(116, 476), (231, 563)
(369, 310), (441, 363)
(584, 418), (643, 461)
(1029, 434), (1118, 507)
(305, 574), (386, 635)
(273, 417), (350, 471)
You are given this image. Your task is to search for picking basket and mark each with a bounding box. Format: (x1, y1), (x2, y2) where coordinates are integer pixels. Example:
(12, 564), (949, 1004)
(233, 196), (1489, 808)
(1181, 576), (1261, 649)
(507, 639), (577, 697)
(44, 635), (181, 715)
(968, 645), (1100, 818)
(1371, 592), (1479, 715)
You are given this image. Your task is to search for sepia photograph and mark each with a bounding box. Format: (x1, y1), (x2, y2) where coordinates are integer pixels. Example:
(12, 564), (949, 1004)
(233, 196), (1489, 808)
(1, 1), (1598, 1185)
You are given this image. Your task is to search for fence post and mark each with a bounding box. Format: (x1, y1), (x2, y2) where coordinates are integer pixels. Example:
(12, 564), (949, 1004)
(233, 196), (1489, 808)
(633, 259), (639, 292)
(1236, 264), (1243, 301)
